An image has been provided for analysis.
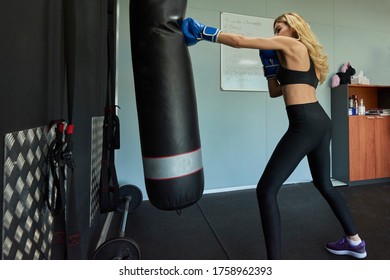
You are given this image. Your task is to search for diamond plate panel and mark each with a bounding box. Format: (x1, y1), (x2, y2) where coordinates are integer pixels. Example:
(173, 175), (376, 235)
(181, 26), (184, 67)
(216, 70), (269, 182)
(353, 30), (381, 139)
(90, 117), (104, 226)
(2, 126), (53, 260)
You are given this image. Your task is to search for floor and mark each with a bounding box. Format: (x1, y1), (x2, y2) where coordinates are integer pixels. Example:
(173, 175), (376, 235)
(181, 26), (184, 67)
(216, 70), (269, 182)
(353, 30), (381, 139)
(107, 181), (390, 260)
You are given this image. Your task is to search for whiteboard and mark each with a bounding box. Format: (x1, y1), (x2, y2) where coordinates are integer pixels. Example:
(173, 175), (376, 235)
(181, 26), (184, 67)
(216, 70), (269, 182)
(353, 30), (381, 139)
(220, 12), (274, 91)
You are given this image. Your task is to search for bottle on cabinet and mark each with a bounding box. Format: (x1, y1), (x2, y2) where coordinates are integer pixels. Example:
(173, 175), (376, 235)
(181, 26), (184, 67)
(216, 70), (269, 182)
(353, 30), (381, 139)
(348, 96), (354, 115)
(358, 99), (365, 115)
(349, 96), (354, 108)
(354, 97), (359, 115)
(348, 95), (365, 116)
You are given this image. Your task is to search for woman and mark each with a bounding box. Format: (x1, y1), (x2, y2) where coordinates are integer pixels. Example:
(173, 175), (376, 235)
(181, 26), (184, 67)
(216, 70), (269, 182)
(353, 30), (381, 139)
(181, 12), (366, 260)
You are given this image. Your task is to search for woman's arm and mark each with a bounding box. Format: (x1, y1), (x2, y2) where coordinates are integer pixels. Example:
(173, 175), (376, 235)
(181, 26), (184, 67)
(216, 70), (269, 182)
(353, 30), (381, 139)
(218, 33), (284, 98)
(217, 32), (291, 51)
(181, 18), (296, 51)
(180, 18), (285, 98)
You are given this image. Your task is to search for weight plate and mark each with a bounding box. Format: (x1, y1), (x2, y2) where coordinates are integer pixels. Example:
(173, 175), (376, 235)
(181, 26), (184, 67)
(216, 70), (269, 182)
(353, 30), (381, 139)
(117, 184), (143, 213)
(93, 237), (141, 260)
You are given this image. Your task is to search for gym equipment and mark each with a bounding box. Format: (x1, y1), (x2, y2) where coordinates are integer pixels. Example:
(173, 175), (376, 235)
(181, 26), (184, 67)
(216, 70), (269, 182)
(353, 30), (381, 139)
(99, 0), (121, 214)
(93, 184), (142, 260)
(130, 0), (204, 211)
(259, 50), (280, 79)
(181, 17), (221, 45)
(47, 0), (80, 259)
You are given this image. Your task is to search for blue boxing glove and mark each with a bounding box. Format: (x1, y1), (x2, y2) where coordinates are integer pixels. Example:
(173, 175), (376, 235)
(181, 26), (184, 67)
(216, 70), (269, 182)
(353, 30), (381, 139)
(259, 50), (280, 80)
(181, 18), (221, 46)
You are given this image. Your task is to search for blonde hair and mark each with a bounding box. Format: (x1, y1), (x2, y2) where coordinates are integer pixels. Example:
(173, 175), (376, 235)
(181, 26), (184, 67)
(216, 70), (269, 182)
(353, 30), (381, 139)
(274, 12), (329, 84)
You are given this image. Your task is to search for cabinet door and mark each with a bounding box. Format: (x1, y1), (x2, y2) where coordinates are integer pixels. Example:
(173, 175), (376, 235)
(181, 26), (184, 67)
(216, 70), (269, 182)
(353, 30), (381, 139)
(349, 116), (376, 181)
(375, 116), (390, 178)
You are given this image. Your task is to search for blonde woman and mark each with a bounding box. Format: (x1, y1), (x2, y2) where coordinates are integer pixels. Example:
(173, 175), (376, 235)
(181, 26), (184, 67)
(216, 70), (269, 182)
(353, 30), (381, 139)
(181, 12), (366, 260)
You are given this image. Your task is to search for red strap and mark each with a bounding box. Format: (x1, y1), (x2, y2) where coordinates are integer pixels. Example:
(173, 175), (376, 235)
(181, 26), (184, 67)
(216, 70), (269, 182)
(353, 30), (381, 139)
(66, 124), (74, 135)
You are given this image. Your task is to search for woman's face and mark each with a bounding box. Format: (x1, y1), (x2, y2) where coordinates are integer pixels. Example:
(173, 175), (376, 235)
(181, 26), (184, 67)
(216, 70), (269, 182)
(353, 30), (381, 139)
(274, 22), (295, 37)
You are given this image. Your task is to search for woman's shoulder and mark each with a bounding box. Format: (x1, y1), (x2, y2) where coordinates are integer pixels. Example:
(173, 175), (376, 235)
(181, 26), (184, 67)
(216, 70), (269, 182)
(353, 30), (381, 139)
(272, 36), (304, 53)
(272, 35), (301, 45)
(275, 37), (306, 57)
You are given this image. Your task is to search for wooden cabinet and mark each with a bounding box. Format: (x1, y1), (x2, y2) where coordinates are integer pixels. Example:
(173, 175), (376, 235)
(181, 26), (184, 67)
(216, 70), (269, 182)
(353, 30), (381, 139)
(331, 84), (390, 185)
(348, 116), (390, 181)
(375, 116), (390, 178)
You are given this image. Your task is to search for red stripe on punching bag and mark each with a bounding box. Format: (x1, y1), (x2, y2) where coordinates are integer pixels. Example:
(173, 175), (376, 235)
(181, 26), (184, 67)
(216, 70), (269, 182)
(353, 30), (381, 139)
(130, 0), (204, 210)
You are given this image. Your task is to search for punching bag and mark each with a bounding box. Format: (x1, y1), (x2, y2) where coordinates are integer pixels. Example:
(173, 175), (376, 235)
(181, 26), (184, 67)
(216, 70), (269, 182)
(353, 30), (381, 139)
(130, 0), (204, 210)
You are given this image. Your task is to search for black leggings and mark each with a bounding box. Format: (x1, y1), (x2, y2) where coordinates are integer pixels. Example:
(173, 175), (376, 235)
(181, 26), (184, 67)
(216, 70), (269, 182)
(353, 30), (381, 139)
(256, 102), (357, 259)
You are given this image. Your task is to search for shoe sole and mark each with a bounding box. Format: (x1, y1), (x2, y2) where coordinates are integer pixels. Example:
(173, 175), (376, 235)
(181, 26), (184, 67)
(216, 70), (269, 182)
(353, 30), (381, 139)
(325, 246), (367, 259)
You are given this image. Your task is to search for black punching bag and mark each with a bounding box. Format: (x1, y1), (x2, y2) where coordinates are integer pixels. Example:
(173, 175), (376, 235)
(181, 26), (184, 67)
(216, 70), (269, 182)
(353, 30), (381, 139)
(130, 0), (204, 210)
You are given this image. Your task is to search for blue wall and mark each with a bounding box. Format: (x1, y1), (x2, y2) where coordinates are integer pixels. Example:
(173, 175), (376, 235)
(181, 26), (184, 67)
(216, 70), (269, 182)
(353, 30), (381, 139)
(116, 0), (390, 199)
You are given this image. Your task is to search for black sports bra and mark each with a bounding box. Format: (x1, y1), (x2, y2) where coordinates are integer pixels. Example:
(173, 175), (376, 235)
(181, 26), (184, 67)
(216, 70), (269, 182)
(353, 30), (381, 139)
(277, 59), (319, 89)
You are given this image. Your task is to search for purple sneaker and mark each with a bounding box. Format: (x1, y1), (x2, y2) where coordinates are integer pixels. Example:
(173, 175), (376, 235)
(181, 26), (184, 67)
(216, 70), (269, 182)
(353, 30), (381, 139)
(325, 236), (367, 259)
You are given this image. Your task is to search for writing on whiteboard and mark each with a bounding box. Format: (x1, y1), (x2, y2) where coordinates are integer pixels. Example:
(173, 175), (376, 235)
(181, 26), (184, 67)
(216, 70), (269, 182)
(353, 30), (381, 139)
(220, 13), (274, 91)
